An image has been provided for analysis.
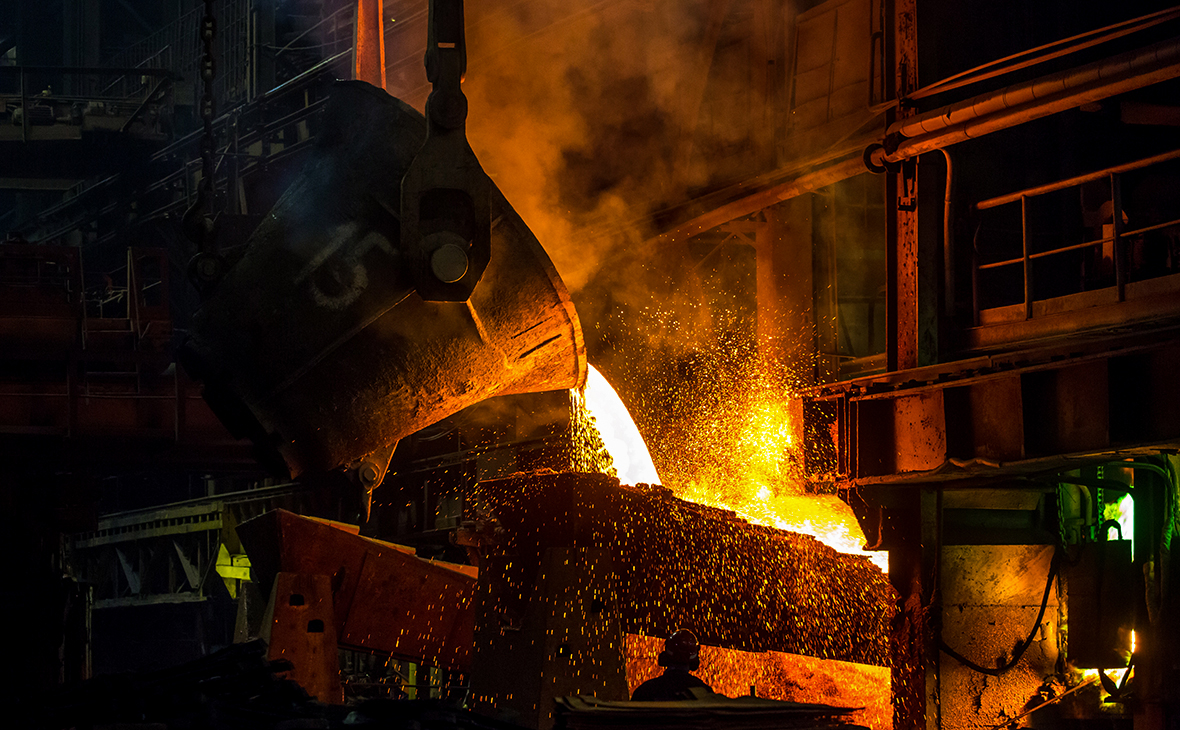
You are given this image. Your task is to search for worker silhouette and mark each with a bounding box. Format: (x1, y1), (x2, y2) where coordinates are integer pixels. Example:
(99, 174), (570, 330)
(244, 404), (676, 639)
(631, 629), (713, 701)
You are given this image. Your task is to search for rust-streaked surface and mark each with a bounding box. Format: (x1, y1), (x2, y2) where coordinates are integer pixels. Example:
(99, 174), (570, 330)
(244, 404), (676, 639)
(354, 0), (387, 89)
(264, 571), (344, 704)
(625, 634), (892, 730)
(237, 508), (476, 672)
(473, 472), (895, 666)
(939, 545), (1060, 730)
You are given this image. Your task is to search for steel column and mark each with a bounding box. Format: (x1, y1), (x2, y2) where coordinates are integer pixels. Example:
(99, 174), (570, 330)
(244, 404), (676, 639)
(888, 0), (919, 372)
(1022, 196), (1032, 319)
(354, 0), (387, 89)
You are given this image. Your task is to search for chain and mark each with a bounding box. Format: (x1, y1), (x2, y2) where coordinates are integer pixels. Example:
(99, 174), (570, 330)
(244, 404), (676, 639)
(184, 0), (223, 292)
(197, 0), (217, 246)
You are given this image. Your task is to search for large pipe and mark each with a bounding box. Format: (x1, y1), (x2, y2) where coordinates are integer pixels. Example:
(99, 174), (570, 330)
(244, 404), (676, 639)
(871, 36), (1180, 165)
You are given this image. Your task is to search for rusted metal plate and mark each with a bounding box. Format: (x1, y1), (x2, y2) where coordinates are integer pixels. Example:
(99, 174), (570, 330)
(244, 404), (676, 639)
(1064, 540), (1135, 668)
(965, 375), (1025, 463)
(339, 546), (475, 672)
(473, 472), (895, 666)
(237, 509), (476, 671)
(855, 392), (947, 477)
(264, 572), (343, 704)
(892, 392), (947, 473)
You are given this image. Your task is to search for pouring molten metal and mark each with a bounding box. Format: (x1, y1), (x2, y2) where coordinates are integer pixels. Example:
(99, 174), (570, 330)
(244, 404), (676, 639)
(578, 365), (886, 571)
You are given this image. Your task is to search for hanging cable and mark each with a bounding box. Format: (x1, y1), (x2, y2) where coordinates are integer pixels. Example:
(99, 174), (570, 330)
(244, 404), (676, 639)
(939, 547), (1062, 676)
(196, 0), (216, 239)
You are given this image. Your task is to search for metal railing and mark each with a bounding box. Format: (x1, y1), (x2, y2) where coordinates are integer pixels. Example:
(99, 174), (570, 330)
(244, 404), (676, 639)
(22, 53), (350, 247)
(971, 148), (1180, 323)
(0, 65), (173, 142)
(104, 0), (250, 106)
(98, 46), (174, 98)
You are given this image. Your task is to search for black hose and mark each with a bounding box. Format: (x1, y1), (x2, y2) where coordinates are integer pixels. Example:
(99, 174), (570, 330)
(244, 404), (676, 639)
(1099, 519), (1123, 541)
(939, 547), (1062, 676)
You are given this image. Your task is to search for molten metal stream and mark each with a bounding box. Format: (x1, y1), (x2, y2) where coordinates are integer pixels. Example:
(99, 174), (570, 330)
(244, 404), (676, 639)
(579, 365), (888, 572)
(582, 365), (662, 486)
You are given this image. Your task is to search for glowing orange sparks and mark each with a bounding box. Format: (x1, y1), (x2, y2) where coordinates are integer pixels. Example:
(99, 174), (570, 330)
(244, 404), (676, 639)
(579, 366), (887, 572)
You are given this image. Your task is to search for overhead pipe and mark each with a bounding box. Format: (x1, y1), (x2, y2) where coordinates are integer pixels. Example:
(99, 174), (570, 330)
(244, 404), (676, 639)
(866, 36), (1180, 167)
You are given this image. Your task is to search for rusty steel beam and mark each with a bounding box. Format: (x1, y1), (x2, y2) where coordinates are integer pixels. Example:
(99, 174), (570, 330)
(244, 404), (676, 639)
(796, 337), (1180, 488)
(354, 0), (387, 89)
(887, 0), (920, 373)
(884, 4), (936, 723)
(472, 472), (895, 666)
(236, 509), (477, 672)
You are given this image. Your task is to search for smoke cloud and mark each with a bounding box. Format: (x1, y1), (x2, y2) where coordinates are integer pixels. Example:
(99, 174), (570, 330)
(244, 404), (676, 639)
(378, 1), (825, 493)
(454, 1), (801, 489)
(460, 1), (705, 292)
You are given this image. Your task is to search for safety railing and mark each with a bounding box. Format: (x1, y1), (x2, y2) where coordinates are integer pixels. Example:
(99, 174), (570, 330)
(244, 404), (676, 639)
(105, 0), (250, 106)
(97, 46), (174, 98)
(22, 52), (350, 247)
(971, 147), (1180, 324)
(0, 65), (173, 143)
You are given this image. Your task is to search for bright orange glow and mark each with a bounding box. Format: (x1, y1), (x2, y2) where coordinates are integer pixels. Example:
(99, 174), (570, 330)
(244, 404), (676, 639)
(578, 368), (886, 572)
(679, 380), (886, 571)
(679, 483), (887, 572)
(626, 634), (891, 729)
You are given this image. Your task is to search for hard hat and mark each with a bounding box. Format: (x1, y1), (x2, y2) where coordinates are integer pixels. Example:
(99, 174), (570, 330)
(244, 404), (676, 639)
(658, 629), (701, 670)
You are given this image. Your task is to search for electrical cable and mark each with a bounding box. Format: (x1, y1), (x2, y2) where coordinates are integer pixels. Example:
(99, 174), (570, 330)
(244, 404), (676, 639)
(939, 547), (1062, 676)
(984, 676), (1098, 729)
(1099, 519), (1123, 541)
(1108, 459), (1172, 551)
